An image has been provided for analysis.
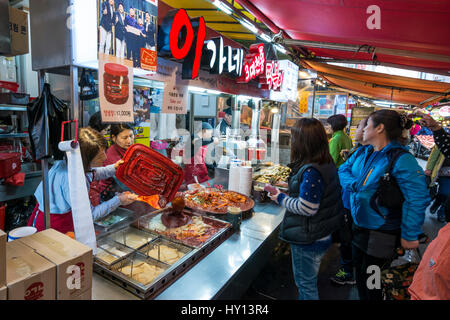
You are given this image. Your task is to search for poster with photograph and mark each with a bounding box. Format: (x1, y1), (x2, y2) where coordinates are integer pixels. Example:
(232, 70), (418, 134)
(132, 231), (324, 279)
(133, 85), (157, 126)
(97, 0), (158, 72)
(98, 57), (134, 123)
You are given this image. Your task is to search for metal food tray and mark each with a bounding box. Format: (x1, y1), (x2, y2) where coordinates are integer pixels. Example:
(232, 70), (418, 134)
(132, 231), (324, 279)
(138, 238), (193, 265)
(135, 208), (231, 248)
(94, 238), (135, 268)
(93, 208), (233, 299)
(106, 226), (157, 250)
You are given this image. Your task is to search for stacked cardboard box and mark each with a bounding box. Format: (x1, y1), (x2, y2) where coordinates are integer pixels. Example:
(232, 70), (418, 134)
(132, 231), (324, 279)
(18, 229), (93, 300)
(5, 241), (56, 300)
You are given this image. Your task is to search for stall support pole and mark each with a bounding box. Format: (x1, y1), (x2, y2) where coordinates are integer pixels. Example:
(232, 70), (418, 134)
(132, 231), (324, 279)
(311, 80), (316, 118)
(70, 66), (80, 133)
(38, 70), (51, 229)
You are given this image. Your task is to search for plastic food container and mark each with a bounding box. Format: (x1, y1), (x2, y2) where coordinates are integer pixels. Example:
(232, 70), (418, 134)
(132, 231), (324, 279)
(103, 63), (129, 105)
(116, 144), (184, 203)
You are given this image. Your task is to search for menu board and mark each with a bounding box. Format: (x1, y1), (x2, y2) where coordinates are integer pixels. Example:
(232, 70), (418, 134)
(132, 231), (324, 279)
(350, 107), (375, 126)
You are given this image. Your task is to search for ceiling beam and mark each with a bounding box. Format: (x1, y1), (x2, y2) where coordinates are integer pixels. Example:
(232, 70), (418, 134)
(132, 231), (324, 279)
(318, 71), (447, 96)
(306, 58), (450, 77)
(215, 30), (253, 34)
(284, 39), (450, 64)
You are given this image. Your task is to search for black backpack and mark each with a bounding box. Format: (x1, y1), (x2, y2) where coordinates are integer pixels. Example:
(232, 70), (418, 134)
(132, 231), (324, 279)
(370, 148), (409, 219)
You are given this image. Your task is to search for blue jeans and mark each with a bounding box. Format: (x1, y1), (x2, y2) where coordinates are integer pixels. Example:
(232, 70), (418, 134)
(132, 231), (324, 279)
(290, 237), (332, 300)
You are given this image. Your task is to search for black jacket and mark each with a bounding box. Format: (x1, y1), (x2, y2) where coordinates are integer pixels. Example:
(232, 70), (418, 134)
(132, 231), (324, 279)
(433, 128), (450, 160)
(144, 22), (156, 47)
(114, 12), (126, 41)
(100, 2), (114, 32)
(279, 162), (344, 245)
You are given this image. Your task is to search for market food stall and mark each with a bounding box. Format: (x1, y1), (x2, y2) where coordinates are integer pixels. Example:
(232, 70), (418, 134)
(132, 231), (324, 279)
(88, 138), (287, 300)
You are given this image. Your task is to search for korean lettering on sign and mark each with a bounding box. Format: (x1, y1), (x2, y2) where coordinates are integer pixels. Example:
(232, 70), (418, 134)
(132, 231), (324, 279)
(202, 37), (244, 77)
(166, 9), (206, 80)
(260, 60), (284, 91)
(236, 43), (266, 83)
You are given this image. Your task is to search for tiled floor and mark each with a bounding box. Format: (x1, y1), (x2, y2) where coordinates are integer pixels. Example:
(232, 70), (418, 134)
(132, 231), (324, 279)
(241, 157), (446, 300)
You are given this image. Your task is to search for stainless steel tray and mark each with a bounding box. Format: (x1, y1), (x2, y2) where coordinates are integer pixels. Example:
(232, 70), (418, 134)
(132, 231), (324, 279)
(94, 238), (135, 268)
(138, 238), (193, 266)
(93, 209), (233, 299)
(106, 226), (157, 250)
(134, 208), (231, 248)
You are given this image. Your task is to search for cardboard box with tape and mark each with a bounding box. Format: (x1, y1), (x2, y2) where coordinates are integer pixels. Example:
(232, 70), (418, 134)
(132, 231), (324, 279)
(18, 229), (93, 300)
(6, 240), (56, 300)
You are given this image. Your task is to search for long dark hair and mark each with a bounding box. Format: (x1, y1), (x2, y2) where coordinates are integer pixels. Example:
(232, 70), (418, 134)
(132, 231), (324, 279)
(369, 110), (413, 143)
(289, 118), (333, 172)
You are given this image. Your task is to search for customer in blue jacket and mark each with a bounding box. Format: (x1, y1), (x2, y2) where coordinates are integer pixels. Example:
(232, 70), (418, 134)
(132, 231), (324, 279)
(339, 109), (430, 300)
(268, 118), (343, 300)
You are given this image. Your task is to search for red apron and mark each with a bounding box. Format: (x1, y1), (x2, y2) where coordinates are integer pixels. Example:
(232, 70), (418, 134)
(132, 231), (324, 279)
(27, 203), (74, 235)
(183, 145), (210, 185)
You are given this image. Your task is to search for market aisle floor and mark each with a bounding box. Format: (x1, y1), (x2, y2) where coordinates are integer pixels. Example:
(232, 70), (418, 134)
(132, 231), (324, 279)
(240, 168), (446, 300)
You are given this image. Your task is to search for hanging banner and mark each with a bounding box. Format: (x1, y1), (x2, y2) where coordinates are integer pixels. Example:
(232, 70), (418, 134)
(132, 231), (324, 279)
(298, 91), (310, 114)
(162, 70), (188, 114)
(97, 0), (158, 72)
(98, 57), (134, 122)
(270, 60), (299, 102)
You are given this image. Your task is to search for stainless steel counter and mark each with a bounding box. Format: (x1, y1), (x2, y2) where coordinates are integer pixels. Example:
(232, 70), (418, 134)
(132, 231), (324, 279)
(92, 201), (285, 300)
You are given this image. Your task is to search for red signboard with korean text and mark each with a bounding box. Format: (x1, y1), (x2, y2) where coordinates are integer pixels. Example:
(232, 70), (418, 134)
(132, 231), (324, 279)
(237, 43), (266, 83)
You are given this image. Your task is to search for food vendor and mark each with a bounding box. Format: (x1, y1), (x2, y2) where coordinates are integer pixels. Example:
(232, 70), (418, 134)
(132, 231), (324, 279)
(89, 123), (134, 206)
(28, 127), (139, 234)
(215, 107), (232, 137)
(89, 123), (156, 213)
(184, 122), (218, 186)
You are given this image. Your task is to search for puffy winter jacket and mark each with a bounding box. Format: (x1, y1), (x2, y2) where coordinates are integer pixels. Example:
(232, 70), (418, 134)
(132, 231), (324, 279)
(338, 141), (430, 241)
(340, 145), (369, 210)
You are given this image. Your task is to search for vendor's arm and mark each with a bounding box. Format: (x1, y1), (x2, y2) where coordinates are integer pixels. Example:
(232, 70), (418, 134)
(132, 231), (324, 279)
(91, 160), (124, 181)
(276, 167), (324, 216)
(91, 196), (121, 221)
(91, 192), (138, 221)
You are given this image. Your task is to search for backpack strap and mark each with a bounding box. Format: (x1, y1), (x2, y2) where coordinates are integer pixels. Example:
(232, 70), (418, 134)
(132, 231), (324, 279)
(370, 148), (408, 219)
(385, 148), (409, 175)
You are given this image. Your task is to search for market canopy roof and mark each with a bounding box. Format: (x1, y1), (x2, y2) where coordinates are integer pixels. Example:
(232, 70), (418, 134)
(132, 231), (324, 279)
(303, 61), (450, 105)
(232, 0), (450, 76)
(160, 0), (264, 44)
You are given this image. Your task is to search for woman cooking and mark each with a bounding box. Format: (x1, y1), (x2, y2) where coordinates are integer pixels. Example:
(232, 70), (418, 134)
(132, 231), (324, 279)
(28, 127), (139, 234)
(183, 122), (218, 186)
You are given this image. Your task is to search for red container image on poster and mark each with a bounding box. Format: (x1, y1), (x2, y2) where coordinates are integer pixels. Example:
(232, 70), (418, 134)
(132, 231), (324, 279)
(98, 57), (134, 123)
